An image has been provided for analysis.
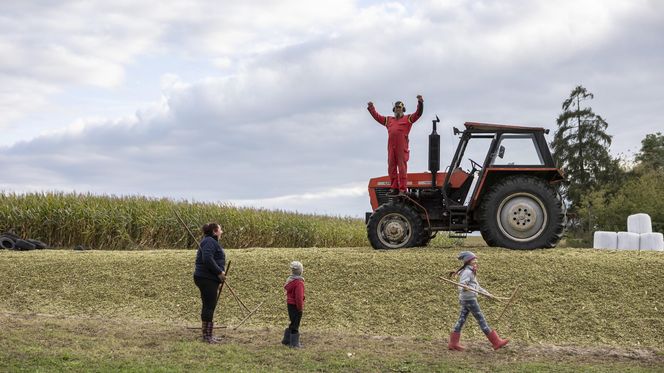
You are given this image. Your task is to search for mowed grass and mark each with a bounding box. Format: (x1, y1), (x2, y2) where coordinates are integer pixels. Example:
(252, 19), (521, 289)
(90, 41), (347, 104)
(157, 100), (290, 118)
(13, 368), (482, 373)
(1, 246), (663, 372)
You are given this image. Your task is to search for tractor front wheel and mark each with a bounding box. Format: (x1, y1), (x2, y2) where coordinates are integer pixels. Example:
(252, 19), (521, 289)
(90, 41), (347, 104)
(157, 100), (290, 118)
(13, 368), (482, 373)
(367, 202), (424, 250)
(479, 176), (564, 249)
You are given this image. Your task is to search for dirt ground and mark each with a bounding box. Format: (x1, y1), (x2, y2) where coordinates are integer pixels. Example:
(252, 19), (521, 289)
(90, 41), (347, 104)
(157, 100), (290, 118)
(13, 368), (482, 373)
(2, 312), (662, 372)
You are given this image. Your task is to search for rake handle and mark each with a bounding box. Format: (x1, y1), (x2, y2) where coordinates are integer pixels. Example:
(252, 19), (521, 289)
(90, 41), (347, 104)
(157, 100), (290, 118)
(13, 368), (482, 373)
(439, 277), (505, 302)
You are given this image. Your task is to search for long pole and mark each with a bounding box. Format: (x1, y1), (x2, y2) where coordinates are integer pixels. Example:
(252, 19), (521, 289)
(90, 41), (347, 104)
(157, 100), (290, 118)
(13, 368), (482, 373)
(233, 301), (265, 330)
(216, 261), (231, 305)
(494, 285), (520, 324)
(439, 277), (507, 301)
(224, 279), (250, 313)
(173, 208), (233, 308)
(173, 208), (201, 250)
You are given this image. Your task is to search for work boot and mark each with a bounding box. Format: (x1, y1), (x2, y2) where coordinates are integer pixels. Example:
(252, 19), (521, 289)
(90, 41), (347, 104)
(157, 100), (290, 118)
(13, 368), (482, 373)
(281, 328), (291, 345)
(386, 188), (399, 197)
(486, 330), (509, 350)
(289, 331), (302, 349)
(447, 331), (465, 351)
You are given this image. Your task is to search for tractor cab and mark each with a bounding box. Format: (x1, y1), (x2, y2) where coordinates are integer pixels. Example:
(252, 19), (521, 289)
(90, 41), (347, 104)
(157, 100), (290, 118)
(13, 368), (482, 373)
(366, 118), (565, 250)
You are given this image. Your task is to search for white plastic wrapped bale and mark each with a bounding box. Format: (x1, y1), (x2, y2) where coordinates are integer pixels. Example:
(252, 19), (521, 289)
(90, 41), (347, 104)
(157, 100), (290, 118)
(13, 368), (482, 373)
(593, 231), (617, 249)
(639, 232), (664, 251)
(627, 213), (652, 234)
(617, 232), (640, 250)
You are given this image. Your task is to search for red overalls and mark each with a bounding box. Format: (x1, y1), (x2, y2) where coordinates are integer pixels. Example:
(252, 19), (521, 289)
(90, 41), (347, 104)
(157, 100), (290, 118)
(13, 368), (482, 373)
(368, 101), (423, 192)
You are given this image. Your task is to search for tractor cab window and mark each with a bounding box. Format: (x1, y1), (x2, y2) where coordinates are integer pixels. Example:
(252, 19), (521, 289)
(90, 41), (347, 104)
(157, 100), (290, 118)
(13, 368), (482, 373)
(491, 134), (544, 166)
(458, 136), (493, 173)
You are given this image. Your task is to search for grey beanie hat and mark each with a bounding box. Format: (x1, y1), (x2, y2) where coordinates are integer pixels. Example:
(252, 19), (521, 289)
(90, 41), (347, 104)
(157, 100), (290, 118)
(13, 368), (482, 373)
(457, 251), (477, 264)
(290, 261), (303, 276)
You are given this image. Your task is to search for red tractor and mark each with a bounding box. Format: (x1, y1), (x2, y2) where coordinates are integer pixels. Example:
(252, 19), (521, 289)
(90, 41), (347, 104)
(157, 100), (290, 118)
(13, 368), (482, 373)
(366, 117), (565, 250)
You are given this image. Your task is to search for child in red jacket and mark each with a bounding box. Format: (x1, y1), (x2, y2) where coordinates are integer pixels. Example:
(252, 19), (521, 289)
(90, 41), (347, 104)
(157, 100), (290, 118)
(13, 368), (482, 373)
(282, 261), (305, 348)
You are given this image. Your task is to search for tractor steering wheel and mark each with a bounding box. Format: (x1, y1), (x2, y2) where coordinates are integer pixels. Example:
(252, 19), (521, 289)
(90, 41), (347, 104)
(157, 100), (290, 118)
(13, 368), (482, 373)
(469, 158), (483, 172)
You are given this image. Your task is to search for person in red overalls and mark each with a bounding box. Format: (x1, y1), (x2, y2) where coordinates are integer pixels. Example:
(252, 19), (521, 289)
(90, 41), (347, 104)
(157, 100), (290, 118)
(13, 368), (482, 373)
(367, 95), (424, 195)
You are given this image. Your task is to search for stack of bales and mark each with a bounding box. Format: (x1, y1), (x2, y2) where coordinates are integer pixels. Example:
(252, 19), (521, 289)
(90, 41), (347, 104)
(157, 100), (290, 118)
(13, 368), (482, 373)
(593, 213), (663, 251)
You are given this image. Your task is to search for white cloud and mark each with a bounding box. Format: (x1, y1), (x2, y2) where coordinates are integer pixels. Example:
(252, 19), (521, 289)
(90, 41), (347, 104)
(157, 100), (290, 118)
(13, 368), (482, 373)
(229, 183), (368, 216)
(0, 0), (662, 217)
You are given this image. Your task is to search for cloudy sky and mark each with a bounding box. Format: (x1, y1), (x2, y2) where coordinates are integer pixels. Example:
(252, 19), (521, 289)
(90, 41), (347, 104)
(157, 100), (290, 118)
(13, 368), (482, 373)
(1, 0), (662, 217)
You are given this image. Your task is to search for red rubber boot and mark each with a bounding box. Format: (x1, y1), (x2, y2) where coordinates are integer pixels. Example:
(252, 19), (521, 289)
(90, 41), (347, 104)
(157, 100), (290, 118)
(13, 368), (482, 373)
(486, 330), (509, 350)
(448, 331), (465, 351)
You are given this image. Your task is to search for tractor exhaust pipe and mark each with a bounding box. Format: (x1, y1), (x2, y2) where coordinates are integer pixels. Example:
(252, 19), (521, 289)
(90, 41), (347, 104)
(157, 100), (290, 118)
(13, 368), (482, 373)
(429, 115), (440, 187)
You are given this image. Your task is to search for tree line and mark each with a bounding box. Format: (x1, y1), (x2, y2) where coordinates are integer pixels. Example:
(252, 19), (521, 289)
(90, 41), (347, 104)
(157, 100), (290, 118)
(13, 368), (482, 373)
(550, 85), (664, 244)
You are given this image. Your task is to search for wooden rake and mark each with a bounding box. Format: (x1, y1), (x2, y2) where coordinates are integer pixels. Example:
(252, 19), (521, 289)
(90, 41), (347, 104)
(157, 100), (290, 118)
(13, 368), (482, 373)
(174, 208), (264, 330)
(494, 284), (521, 325)
(440, 276), (521, 326)
(439, 277), (510, 301)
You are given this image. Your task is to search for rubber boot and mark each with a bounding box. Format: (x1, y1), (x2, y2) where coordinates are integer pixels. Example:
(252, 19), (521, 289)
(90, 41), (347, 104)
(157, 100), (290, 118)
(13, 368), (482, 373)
(204, 321), (220, 344)
(210, 321), (223, 343)
(281, 328), (291, 345)
(289, 331), (302, 349)
(486, 330), (509, 350)
(447, 331), (465, 351)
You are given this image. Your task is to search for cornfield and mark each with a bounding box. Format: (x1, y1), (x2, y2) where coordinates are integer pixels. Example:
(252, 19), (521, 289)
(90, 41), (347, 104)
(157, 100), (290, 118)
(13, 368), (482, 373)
(0, 192), (367, 249)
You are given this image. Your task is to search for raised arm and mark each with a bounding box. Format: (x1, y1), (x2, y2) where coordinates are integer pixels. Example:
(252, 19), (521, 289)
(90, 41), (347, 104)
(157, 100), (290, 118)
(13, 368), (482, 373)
(408, 95), (424, 123)
(367, 101), (388, 126)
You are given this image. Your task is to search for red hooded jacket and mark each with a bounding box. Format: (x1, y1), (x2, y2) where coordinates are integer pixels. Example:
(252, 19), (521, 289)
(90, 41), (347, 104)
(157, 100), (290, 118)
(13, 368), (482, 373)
(285, 279), (305, 311)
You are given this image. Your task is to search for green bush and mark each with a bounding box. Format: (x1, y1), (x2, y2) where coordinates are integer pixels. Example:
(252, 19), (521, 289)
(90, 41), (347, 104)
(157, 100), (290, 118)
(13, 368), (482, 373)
(579, 169), (664, 233)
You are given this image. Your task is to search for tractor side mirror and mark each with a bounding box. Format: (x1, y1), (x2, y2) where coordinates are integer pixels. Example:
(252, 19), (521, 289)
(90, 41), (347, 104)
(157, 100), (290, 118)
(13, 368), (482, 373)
(498, 145), (505, 159)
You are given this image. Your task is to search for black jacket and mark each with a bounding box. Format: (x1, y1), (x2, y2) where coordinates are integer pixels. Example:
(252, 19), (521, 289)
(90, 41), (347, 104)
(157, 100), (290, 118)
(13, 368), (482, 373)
(193, 235), (225, 282)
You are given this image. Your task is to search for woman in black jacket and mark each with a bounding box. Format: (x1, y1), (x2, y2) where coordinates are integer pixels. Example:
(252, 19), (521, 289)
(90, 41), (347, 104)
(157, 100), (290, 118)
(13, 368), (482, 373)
(193, 222), (226, 343)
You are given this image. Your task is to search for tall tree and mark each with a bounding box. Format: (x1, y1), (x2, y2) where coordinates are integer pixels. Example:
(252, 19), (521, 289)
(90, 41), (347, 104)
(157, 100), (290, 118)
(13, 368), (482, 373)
(551, 85), (615, 208)
(635, 132), (664, 172)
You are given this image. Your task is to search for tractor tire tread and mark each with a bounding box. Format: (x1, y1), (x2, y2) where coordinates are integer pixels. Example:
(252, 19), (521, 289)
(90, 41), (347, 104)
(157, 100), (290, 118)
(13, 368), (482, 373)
(367, 201), (425, 250)
(479, 175), (564, 250)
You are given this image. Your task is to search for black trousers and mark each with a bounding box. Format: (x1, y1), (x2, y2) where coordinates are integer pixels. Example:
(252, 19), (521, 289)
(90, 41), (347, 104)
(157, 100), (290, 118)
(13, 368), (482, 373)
(287, 303), (303, 334)
(194, 276), (219, 322)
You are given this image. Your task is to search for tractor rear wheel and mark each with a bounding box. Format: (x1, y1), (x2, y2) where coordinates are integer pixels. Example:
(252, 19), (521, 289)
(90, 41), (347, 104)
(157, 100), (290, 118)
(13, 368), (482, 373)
(479, 176), (564, 249)
(367, 202), (424, 250)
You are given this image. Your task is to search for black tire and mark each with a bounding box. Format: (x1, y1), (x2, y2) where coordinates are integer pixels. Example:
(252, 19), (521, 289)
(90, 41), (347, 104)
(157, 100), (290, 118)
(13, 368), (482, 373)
(479, 176), (564, 249)
(414, 234), (433, 247)
(2, 232), (21, 241)
(0, 236), (15, 250)
(367, 201), (425, 250)
(15, 239), (37, 251)
(26, 239), (49, 250)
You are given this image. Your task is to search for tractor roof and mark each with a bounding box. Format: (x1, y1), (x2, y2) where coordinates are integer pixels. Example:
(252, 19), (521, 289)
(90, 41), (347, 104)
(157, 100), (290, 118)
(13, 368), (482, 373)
(464, 122), (549, 134)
